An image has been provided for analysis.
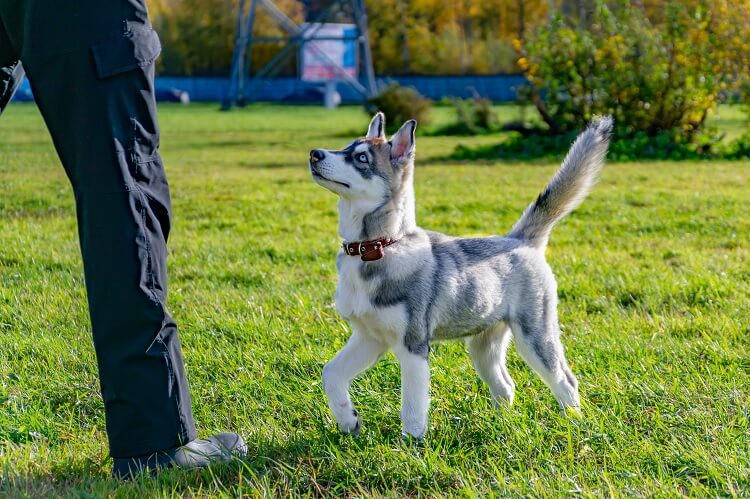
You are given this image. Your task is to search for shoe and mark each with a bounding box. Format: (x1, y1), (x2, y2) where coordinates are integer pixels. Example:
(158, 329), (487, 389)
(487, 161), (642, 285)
(112, 432), (247, 479)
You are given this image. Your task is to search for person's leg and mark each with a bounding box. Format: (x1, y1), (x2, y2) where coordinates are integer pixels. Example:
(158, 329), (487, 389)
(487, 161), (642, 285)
(2, 1), (196, 458)
(0, 15), (23, 116)
(2, 2), (246, 476)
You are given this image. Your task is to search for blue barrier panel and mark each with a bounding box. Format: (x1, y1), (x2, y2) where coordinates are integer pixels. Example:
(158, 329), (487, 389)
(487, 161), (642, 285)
(158, 75), (527, 103)
(10, 77), (34, 102)
(13, 74), (528, 104)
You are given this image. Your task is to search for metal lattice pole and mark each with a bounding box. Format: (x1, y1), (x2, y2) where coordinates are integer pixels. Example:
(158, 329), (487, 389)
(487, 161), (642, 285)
(223, 0), (378, 109)
(353, 0), (377, 98)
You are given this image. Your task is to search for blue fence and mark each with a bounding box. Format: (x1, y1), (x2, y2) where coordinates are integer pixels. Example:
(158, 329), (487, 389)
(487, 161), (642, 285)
(13, 74), (526, 104)
(159, 74), (526, 103)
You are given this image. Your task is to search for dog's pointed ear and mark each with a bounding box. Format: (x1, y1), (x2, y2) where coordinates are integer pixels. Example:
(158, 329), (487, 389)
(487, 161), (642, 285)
(366, 112), (386, 139)
(389, 120), (417, 166)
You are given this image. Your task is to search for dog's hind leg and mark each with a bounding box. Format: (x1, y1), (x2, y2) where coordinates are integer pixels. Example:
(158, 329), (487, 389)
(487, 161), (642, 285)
(467, 322), (515, 406)
(510, 303), (580, 410)
(323, 329), (387, 434)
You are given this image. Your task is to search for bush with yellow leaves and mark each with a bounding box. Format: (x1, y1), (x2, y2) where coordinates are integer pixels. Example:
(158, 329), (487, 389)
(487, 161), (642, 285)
(517, 0), (750, 142)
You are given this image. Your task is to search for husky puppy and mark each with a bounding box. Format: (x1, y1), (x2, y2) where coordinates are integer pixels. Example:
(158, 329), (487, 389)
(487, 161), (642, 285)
(310, 113), (612, 439)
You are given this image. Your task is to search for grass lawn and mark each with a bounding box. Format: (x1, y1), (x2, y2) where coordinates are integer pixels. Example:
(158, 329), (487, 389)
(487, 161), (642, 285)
(0, 102), (748, 497)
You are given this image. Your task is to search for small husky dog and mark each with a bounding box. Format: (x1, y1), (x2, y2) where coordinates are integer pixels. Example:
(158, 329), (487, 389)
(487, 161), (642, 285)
(309, 112), (612, 439)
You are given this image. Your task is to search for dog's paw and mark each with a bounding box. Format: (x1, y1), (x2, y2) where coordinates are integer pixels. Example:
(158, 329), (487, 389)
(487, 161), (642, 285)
(562, 405), (583, 419)
(491, 394), (514, 412)
(337, 409), (362, 435)
(400, 431), (426, 448)
(400, 421), (427, 441)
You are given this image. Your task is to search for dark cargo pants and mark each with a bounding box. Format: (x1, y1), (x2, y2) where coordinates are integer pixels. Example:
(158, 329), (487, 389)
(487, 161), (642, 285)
(0, 0), (196, 457)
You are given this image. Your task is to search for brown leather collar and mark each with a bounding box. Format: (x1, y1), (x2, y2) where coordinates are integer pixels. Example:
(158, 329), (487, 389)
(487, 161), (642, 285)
(342, 238), (399, 261)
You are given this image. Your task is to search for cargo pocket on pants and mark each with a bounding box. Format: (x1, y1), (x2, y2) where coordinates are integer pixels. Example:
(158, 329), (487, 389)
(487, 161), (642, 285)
(90, 20), (163, 189)
(91, 21), (161, 79)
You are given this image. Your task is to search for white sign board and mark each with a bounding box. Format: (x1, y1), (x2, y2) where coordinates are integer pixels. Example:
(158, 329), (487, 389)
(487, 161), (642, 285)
(301, 23), (358, 82)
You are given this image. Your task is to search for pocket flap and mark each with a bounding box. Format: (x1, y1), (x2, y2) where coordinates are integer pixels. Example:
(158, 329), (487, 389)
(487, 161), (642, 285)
(91, 22), (161, 79)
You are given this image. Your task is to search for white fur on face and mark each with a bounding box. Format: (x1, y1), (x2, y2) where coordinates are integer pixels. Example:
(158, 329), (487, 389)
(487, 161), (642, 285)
(310, 142), (393, 241)
(310, 146), (389, 203)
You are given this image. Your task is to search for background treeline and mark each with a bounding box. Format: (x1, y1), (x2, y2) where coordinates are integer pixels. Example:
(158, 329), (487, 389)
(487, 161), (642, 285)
(147, 0), (669, 76)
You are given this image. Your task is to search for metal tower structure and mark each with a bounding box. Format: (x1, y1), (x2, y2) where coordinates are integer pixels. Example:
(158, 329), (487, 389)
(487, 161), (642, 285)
(221, 0), (377, 109)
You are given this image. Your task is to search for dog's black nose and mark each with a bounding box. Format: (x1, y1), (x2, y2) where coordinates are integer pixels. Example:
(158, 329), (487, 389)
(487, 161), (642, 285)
(310, 149), (325, 162)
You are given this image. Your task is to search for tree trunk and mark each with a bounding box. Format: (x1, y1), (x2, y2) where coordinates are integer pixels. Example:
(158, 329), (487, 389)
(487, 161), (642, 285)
(531, 89), (563, 134)
(399, 0), (410, 73)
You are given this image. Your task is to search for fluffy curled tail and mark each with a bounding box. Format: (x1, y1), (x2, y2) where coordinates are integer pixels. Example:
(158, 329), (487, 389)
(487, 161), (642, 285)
(507, 116), (613, 249)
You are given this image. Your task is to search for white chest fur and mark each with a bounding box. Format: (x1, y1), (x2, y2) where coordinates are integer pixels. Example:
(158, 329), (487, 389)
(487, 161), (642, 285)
(335, 254), (375, 319)
(334, 254), (408, 343)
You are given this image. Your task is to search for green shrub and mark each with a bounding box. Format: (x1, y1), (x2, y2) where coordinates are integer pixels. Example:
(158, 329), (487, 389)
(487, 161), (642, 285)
(455, 97), (498, 134)
(467, 98), (497, 131)
(516, 0), (750, 142)
(433, 97), (499, 136)
(722, 136), (750, 160)
(366, 83), (433, 133)
(729, 82), (750, 159)
(450, 128), (723, 162)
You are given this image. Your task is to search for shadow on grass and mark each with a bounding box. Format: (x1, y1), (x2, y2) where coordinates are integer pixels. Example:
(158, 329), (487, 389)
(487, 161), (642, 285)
(0, 453), (110, 497)
(443, 129), (750, 162)
(0, 430), (351, 496)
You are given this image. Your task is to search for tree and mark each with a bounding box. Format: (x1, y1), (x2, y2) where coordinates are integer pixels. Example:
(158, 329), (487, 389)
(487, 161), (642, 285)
(148, 0), (551, 76)
(517, 0), (750, 139)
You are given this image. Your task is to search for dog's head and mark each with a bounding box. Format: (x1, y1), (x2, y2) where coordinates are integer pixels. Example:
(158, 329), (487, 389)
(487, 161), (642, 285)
(309, 113), (417, 205)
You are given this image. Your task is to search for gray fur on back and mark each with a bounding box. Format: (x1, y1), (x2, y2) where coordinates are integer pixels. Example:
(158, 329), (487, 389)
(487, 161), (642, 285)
(355, 229), (547, 357)
(507, 116), (613, 248)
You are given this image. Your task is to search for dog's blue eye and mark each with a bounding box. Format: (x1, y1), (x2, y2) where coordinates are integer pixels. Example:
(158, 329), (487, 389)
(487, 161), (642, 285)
(357, 153), (368, 163)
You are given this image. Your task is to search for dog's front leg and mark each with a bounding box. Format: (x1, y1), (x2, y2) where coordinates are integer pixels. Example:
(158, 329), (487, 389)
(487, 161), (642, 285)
(323, 329), (386, 434)
(394, 344), (430, 439)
